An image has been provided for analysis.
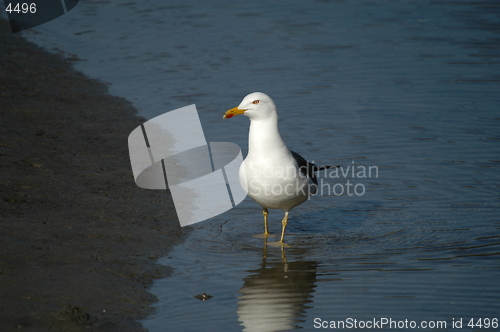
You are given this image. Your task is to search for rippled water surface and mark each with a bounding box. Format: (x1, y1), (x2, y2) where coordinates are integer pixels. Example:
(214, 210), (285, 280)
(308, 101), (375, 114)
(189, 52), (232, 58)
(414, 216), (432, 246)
(11, 0), (500, 330)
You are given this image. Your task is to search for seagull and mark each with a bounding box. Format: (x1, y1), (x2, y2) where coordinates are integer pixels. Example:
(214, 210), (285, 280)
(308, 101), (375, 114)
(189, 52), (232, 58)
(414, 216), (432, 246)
(223, 92), (336, 246)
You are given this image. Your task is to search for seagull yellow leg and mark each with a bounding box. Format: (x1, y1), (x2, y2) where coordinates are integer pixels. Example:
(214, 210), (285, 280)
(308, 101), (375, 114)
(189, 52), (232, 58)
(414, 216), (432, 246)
(279, 212), (289, 244)
(253, 207), (272, 238)
(269, 212), (290, 248)
(263, 207), (269, 235)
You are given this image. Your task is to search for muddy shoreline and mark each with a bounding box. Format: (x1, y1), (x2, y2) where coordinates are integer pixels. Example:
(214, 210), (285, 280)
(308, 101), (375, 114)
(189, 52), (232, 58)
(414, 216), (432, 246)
(0, 19), (187, 331)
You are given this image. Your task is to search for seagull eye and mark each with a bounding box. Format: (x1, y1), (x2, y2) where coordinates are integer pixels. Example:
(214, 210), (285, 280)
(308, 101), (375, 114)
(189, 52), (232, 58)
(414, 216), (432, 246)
(252, 100), (260, 104)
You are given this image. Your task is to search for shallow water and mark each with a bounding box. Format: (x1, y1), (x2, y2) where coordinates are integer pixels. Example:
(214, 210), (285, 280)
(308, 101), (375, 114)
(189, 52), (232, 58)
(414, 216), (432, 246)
(8, 0), (500, 330)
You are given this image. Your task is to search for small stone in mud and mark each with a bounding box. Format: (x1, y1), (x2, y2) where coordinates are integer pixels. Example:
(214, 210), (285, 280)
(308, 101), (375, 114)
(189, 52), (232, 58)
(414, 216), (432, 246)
(194, 293), (213, 301)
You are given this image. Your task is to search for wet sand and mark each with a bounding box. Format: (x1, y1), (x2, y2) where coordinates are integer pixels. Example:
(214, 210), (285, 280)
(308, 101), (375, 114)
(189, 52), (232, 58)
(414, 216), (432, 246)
(0, 19), (187, 331)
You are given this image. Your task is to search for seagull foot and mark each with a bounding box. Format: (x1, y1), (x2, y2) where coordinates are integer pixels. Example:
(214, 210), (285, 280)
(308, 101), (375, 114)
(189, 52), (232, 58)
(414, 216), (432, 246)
(253, 232), (275, 238)
(268, 241), (291, 248)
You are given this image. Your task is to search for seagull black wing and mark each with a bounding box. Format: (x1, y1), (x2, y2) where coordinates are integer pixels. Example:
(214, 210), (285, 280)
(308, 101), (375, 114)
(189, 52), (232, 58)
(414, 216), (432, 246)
(290, 150), (339, 186)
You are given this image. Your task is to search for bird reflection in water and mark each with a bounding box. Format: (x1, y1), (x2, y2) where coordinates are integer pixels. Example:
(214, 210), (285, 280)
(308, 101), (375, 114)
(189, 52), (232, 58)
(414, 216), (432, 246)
(237, 242), (318, 331)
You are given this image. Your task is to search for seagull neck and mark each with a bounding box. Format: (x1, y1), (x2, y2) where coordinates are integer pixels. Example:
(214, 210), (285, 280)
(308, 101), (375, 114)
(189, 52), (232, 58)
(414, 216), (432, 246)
(248, 117), (287, 153)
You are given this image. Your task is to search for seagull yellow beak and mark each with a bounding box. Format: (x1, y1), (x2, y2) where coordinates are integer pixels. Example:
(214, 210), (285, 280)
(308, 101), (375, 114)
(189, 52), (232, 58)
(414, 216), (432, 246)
(223, 107), (246, 119)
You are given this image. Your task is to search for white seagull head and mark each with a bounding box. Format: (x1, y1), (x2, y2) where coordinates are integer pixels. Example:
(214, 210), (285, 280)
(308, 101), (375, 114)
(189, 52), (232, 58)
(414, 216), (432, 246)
(223, 92), (278, 121)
